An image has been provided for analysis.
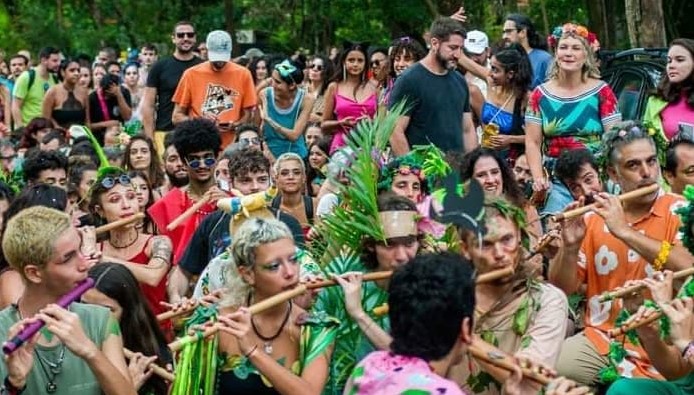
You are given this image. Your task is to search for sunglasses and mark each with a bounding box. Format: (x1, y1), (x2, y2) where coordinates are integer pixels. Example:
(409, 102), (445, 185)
(311, 64), (324, 71)
(101, 174), (131, 189)
(186, 156), (216, 169)
(371, 60), (381, 68)
(397, 36), (413, 44)
(176, 32), (196, 39)
(240, 137), (260, 145)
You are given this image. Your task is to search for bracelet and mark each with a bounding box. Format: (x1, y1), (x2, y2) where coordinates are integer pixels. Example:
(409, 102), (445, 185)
(653, 241), (672, 271)
(151, 254), (171, 264)
(2, 376), (25, 394)
(244, 345), (258, 358)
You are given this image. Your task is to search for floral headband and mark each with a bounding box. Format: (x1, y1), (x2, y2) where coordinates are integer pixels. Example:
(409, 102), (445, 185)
(547, 23), (600, 53)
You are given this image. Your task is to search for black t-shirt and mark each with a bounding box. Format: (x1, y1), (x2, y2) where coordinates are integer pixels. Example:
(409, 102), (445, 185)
(388, 62), (471, 153)
(179, 208), (305, 276)
(146, 56), (203, 132)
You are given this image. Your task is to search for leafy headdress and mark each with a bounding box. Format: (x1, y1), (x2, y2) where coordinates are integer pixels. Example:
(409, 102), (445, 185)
(377, 144), (451, 194)
(68, 125), (122, 178)
(597, 121), (667, 182)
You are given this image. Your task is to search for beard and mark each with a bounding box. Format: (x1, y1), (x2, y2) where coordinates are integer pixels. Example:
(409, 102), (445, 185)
(435, 49), (456, 70)
(166, 169), (189, 188)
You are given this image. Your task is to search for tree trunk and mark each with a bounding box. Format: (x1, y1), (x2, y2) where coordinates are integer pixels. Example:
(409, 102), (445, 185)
(223, 0), (236, 56)
(625, 0), (667, 47)
(638, 0), (667, 47)
(587, 0), (610, 49)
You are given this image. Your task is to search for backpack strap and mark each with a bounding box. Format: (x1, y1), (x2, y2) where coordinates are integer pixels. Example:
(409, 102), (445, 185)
(27, 69), (36, 91)
(303, 195), (314, 223)
(271, 196), (281, 210)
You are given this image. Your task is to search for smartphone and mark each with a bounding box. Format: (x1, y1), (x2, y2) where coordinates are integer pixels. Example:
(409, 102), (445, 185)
(218, 179), (230, 192)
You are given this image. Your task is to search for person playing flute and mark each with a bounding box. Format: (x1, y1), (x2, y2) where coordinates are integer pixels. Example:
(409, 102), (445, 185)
(550, 121), (694, 387)
(147, 118), (229, 264)
(448, 197), (569, 395)
(0, 206), (136, 394)
(606, 270), (694, 394)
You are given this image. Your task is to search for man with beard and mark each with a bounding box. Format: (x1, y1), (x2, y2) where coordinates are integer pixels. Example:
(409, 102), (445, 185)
(512, 153), (533, 197)
(550, 122), (694, 386)
(502, 13), (552, 89)
(663, 130), (694, 195)
(388, 17), (477, 156)
(168, 148), (303, 302)
(11, 47), (60, 127)
(142, 21), (202, 154)
(172, 30), (257, 149)
(542, 149), (604, 215)
(155, 132), (189, 199)
(447, 198), (568, 395)
(147, 118), (228, 264)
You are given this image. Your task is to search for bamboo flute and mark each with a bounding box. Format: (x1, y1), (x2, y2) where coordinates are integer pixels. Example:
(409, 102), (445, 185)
(95, 213), (145, 234)
(123, 348), (175, 382)
(552, 183), (659, 221)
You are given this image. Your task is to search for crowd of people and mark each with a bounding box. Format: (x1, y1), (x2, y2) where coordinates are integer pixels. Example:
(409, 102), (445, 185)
(0, 6), (692, 395)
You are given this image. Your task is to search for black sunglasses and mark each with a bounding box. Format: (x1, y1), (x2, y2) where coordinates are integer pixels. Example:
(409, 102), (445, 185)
(371, 60), (381, 68)
(176, 32), (196, 39)
(101, 174), (131, 189)
(240, 137), (260, 145)
(311, 64), (324, 71)
(186, 156), (216, 169)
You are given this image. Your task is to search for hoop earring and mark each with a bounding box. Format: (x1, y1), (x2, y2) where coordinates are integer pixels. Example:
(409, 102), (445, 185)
(342, 66), (346, 81)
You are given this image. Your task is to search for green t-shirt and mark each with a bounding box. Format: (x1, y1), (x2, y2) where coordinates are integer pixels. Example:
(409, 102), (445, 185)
(0, 302), (113, 395)
(12, 67), (57, 125)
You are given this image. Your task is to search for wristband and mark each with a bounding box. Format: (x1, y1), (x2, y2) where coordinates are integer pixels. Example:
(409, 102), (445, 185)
(244, 345), (258, 358)
(2, 376), (25, 394)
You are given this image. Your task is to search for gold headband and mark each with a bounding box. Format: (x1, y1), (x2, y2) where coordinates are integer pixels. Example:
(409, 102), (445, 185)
(379, 210), (418, 239)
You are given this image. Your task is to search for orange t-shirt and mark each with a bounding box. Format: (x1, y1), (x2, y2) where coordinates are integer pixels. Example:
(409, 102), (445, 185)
(172, 62), (258, 147)
(578, 191), (686, 379)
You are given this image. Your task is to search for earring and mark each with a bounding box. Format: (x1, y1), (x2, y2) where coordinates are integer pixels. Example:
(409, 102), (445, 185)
(342, 65), (346, 81)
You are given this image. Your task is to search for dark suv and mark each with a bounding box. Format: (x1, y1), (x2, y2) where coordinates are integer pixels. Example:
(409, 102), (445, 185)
(600, 48), (667, 121)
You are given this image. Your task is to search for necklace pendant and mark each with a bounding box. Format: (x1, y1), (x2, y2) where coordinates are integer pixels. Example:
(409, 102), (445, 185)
(50, 365), (61, 375)
(47, 381), (57, 393)
(263, 342), (273, 354)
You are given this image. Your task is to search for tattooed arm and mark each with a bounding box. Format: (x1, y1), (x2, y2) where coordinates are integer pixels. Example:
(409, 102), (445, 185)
(102, 236), (172, 287)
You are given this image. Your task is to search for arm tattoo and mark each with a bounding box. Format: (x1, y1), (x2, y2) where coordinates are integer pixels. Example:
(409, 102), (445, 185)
(149, 236), (172, 267)
(106, 315), (122, 337)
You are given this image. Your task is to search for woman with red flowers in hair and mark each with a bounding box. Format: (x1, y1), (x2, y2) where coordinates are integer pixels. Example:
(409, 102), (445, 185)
(524, 23), (622, 214)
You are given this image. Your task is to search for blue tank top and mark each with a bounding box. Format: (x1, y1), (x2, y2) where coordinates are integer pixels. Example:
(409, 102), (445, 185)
(481, 101), (515, 135)
(262, 88), (308, 159)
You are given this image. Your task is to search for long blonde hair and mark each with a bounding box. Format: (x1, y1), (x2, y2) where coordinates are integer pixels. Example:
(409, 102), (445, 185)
(547, 34), (601, 82)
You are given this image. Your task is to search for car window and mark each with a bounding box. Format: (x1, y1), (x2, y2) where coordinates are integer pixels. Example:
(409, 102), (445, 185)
(611, 71), (646, 120)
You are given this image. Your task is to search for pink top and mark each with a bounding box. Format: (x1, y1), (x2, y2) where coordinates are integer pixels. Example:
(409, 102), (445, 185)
(661, 93), (694, 139)
(330, 92), (377, 153)
(345, 351), (466, 395)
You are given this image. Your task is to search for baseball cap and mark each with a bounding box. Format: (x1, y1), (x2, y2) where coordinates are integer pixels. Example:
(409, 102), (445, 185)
(207, 30), (232, 62)
(464, 30), (489, 55)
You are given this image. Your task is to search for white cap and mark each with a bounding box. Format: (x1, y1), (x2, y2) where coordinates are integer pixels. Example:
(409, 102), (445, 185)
(464, 30), (489, 55)
(206, 30), (232, 62)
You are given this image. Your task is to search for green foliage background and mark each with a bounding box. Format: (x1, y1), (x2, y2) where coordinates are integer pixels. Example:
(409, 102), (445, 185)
(0, 0), (688, 59)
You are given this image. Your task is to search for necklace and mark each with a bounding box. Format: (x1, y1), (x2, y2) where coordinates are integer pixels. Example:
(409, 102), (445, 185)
(248, 293), (292, 355)
(109, 229), (139, 249)
(13, 303), (66, 393)
(34, 345), (66, 393)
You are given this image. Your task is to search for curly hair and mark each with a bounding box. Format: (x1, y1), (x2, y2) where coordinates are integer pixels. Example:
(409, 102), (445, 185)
(600, 121), (658, 170)
(389, 252), (475, 361)
(171, 118), (222, 160)
(554, 148), (599, 184)
(23, 149), (68, 184)
(227, 148), (271, 181)
(655, 38), (694, 107)
(459, 147), (526, 208)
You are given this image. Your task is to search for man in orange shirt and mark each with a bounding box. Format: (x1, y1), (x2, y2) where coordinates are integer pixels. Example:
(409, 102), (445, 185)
(550, 122), (694, 387)
(172, 30), (257, 148)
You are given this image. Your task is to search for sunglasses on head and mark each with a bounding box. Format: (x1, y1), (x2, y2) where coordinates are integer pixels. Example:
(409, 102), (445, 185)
(274, 61), (297, 84)
(186, 155), (216, 169)
(240, 137), (260, 145)
(176, 32), (196, 39)
(100, 174), (131, 189)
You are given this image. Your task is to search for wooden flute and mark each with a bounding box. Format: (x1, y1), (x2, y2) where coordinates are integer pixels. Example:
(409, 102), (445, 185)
(123, 348), (175, 382)
(157, 271), (394, 322)
(552, 183), (659, 221)
(166, 196), (211, 231)
(608, 310), (663, 337)
(95, 213), (145, 234)
(599, 267), (694, 302)
(167, 285), (307, 352)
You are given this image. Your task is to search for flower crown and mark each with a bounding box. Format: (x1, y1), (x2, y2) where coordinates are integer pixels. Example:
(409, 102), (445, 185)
(547, 23), (600, 53)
